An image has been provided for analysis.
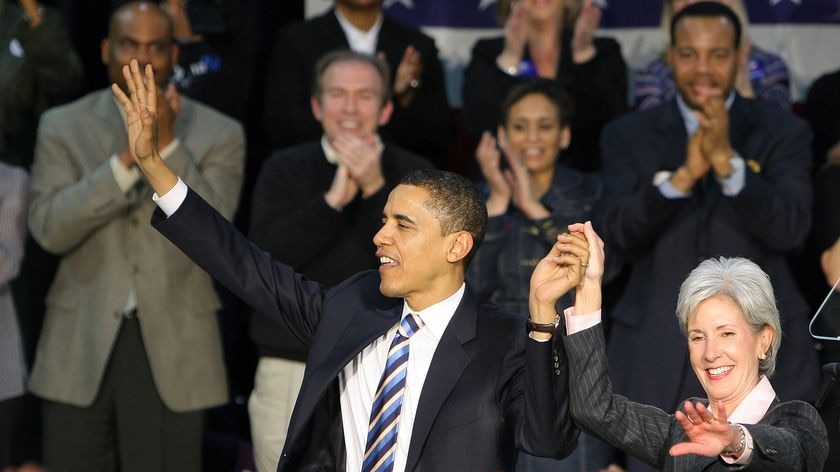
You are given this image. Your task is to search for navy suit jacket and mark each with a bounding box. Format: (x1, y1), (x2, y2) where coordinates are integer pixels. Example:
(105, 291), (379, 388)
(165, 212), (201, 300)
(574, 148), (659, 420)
(153, 189), (577, 471)
(595, 95), (820, 411)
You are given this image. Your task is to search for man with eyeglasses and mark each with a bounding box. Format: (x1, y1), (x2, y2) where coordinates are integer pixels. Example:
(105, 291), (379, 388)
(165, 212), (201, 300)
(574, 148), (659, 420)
(26, 2), (244, 471)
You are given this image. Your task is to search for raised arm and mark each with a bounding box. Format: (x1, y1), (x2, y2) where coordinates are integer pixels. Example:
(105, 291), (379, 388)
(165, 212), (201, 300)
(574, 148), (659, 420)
(111, 60), (178, 196)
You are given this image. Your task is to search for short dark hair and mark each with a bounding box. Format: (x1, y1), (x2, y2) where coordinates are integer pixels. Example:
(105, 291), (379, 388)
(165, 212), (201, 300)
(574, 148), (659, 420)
(312, 50), (392, 104)
(400, 169), (487, 267)
(670, 1), (742, 48)
(499, 79), (573, 128)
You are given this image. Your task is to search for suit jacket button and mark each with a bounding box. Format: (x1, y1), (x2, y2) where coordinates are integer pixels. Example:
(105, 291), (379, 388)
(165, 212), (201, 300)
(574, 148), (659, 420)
(766, 448), (777, 455)
(554, 369), (561, 375)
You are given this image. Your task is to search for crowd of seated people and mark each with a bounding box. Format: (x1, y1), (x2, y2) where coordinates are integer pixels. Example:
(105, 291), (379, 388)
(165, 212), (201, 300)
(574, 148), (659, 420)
(2, 1), (839, 471)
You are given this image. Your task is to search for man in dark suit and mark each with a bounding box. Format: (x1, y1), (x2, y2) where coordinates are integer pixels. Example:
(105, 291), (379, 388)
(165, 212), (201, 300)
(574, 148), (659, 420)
(113, 58), (578, 472)
(263, 0), (452, 163)
(595, 3), (819, 471)
(248, 50), (431, 472)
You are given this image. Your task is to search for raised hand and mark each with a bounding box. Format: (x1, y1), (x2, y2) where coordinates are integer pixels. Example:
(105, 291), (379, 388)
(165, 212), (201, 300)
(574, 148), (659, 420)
(498, 1), (527, 68)
(475, 131), (511, 215)
(696, 96), (734, 177)
(529, 230), (589, 323)
(571, 0), (601, 63)
(671, 400), (742, 459)
(500, 137), (549, 220)
(112, 60), (158, 165)
(393, 45), (423, 106)
(568, 221), (604, 314)
(111, 59), (179, 196)
(331, 134), (385, 198)
(324, 164), (360, 211)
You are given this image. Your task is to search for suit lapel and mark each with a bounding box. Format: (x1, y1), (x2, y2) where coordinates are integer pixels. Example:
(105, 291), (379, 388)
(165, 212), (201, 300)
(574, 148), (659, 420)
(404, 291), (478, 472)
(654, 100), (689, 172)
(93, 91), (128, 159)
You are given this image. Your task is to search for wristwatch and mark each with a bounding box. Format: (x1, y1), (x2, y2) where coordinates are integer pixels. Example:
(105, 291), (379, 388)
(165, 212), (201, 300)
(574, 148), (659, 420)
(527, 313), (560, 334)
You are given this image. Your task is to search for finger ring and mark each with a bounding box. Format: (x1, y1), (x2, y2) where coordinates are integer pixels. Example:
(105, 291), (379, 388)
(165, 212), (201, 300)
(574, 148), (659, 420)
(580, 262), (589, 269)
(409, 79), (421, 89)
(706, 417), (718, 424)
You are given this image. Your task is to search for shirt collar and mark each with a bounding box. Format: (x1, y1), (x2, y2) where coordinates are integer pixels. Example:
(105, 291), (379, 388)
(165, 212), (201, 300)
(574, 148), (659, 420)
(676, 91), (736, 136)
(320, 134), (384, 165)
(727, 375), (777, 424)
(334, 8), (383, 56)
(402, 284), (465, 341)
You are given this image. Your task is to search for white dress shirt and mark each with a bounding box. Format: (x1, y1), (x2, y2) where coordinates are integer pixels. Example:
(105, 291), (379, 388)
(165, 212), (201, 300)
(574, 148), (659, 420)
(334, 8), (383, 56)
(154, 181), (463, 472)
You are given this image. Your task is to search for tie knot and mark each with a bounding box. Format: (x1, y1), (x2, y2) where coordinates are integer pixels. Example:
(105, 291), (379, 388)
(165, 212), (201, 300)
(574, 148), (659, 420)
(399, 313), (424, 338)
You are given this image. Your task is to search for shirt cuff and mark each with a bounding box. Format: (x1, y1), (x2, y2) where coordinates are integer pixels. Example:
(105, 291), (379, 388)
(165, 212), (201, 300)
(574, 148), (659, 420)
(109, 139), (180, 194)
(654, 171), (691, 199)
(721, 425), (754, 465)
(109, 154), (142, 193)
(716, 154), (746, 196)
(563, 307), (602, 335)
(152, 178), (188, 217)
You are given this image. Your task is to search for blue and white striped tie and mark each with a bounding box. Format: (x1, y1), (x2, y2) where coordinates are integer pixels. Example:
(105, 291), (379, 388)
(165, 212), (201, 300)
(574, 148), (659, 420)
(361, 313), (424, 472)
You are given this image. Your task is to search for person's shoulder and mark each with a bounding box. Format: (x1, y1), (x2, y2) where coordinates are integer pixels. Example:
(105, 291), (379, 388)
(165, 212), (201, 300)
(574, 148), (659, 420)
(746, 97), (808, 134)
(381, 14), (436, 46)
(471, 36), (504, 55)
(604, 102), (666, 134)
(180, 95), (244, 135)
(593, 36), (623, 54)
(42, 89), (106, 119)
(264, 141), (325, 168)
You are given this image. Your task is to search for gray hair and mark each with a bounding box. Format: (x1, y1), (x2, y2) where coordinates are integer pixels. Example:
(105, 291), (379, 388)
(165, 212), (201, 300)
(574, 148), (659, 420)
(676, 257), (782, 377)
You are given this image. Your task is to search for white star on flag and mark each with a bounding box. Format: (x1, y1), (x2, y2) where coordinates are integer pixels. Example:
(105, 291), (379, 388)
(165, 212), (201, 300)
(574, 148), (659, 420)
(479, 0), (498, 10)
(384, 0), (414, 8)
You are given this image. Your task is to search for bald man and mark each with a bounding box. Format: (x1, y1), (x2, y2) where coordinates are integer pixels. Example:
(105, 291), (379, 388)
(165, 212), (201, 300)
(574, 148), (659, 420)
(27, 2), (244, 470)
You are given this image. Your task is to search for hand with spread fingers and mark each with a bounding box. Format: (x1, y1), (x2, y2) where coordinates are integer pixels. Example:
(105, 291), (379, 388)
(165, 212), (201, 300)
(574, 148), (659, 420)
(571, 0), (601, 64)
(671, 400), (742, 459)
(111, 59), (178, 195)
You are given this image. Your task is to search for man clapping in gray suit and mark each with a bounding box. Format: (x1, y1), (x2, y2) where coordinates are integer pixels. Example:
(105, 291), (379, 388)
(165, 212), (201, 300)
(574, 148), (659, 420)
(26, 2), (244, 471)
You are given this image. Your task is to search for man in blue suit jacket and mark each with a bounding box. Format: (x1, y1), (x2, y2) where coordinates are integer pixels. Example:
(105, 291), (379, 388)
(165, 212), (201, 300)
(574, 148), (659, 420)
(595, 3), (820, 471)
(113, 59), (579, 471)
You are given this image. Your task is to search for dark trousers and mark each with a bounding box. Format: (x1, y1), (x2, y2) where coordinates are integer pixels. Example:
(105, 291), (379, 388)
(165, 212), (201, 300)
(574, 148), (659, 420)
(42, 316), (205, 472)
(0, 395), (24, 467)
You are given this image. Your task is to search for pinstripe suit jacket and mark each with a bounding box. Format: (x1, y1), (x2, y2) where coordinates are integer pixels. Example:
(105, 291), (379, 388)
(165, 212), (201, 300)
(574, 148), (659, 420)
(563, 324), (828, 471)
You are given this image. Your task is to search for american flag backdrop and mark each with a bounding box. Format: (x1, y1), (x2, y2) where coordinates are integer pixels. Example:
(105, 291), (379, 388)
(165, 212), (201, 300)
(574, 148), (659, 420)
(305, 0), (840, 105)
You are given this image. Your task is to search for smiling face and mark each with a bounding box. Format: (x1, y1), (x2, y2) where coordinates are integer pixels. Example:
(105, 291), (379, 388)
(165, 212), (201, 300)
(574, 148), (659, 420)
(667, 15), (741, 110)
(687, 296), (773, 413)
(373, 184), (468, 311)
(311, 59), (393, 142)
(500, 93), (569, 176)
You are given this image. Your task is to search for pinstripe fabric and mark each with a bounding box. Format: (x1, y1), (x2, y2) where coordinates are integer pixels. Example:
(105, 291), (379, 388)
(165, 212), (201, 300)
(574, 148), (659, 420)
(0, 163), (28, 401)
(361, 313), (423, 472)
(563, 324), (828, 471)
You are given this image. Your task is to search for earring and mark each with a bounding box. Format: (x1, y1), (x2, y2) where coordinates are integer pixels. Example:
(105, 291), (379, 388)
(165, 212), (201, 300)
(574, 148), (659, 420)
(759, 354), (767, 360)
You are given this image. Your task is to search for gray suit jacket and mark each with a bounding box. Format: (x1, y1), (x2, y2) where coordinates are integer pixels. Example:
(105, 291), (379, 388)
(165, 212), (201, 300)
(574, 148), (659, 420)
(563, 324), (828, 471)
(27, 89), (244, 411)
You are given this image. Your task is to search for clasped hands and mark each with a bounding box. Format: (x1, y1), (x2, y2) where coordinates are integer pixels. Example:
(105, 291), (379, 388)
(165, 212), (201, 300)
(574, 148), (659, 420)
(672, 94), (736, 192)
(324, 134), (385, 211)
